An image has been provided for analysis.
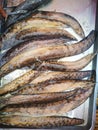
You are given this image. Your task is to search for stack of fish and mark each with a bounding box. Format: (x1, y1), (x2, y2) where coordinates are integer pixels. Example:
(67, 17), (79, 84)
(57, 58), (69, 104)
(0, 0), (97, 128)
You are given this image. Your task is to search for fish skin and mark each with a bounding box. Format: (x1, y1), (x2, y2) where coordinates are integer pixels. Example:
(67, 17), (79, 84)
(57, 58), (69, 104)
(31, 10), (85, 38)
(0, 89), (77, 109)
(6, 0), (52, 28)
(30, 70), (94, 84)
(0, 86), (94, 117)
(18, 79), (94, 94)
(0, 115), (84, 128)
(0, 38), (70, 67)
(6, 9), (85, 39)
(0, 70), (41, 96)
(0, 30), (95, 78)
(0, 70), (93, 96)
(37, 53), (96, 71)
(1, 24), (76, 50)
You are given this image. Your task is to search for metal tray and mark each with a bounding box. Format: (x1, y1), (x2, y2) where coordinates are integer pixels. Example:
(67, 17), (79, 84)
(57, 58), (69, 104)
(0, 0), (98, 130)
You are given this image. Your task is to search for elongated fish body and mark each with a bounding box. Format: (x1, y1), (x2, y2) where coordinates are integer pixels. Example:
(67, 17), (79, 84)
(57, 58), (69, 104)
(6, 10), (85, 39)
(0, 38), (69, 66)
(30, 70), (94, 84)
(0, 31), (95, 78)
(0, 70), (93, 96)
(2, 18), (76, 49)
(31, 10), (85, 38)
(0, 70), (41, 96)
(18, 79), (94, 94)
(6, 0), (52, 28)
(38, 53), (96, 71)
(0, 90), (77, 109)
(0, 115), (84, 128)
(1, 86), (94, 117)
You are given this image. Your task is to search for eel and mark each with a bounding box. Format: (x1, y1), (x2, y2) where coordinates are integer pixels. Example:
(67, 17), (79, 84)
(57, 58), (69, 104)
(0, 86), (94, 117)
(29, 70), (95, 84)
(31, 10), (85, 38)
(0, 70), (41, 96)
(6, 9), (85, 38)
(1, 25), (76, 50)
(0, 38), (70, 66)
(6, 0), (52, 28)
(0, 89), (77, 109)
(0, 70), (93, 96)
(0, 115), (84, 128)
(0, 30), (95, 78)
(18, 79), (94, 94)
(37, 53), (96, 71)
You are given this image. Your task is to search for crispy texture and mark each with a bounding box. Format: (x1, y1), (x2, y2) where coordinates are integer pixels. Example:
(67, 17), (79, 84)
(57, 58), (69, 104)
(0, 70), (40, 96)
(30, 70), (94, 83)
(38, 53), (96, 71)
(0, 90), (77, 109)
(1, 87), (94, 117)
(31, 10), (85, 38)
(18, 79), (94, 94)
(2, 26), (76, 50)
(0, 115), (84, 128)
(0, 30), (95, 78)
(1, 38), (69, 66)
(0, 70), (93, 96)
(6, 10), (85, 38)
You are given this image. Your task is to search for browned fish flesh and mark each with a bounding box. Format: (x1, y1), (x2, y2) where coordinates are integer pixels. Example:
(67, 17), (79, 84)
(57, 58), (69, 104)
(0, 86), (94, 117)
(37, 53), (96, 71)
(0, 38), (69, 66)
(0, 89), (77, 109)
(30, 70), (95, 84)
(0, 70), (41, 96)
(31, 10), (85, 38)
(2, 18), (76, 49)
(0, 115), (84, 128)
(18, 79), (94, 94)
(0, 30), (95, 78)
(0, 70), (94, 96)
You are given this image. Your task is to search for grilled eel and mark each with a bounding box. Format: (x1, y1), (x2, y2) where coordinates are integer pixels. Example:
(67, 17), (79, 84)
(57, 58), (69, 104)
(0, 38), (71, 66)
(0, 115), (84, 128)
(0, 86), (94, 117)
(31, 10), (85, 38)
(0, 30), (95, 78)
(6, 9), (85, 38)
(0, 70), (41, 96)
(0, 89), (77, 109)
(18, 79), (94, 94)
(0, 70), (94, 96)
(1, 18), (76, 49)
(36, 53), (96, 71)
(6, 0), (52, 28)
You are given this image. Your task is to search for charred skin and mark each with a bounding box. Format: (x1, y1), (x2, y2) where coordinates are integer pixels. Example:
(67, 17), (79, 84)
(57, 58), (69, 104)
(0, 90), (77, 109)
(31, 10), (85, 38)
(0, 86), (94, 117)
(0, 38), (70, 67)
(18, 79), (94, 94)
(38, 53), (96, 71)
(0, 70), (94, 96)
(6, 0), (52, 28)
(6, 10), (85, 38)
(0, 70), (41, 96)
(0, 115), (84, 128)
(0, 31), (95, 78)
(1, 25), (76, 50)
(30, 70), (95, 84)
